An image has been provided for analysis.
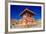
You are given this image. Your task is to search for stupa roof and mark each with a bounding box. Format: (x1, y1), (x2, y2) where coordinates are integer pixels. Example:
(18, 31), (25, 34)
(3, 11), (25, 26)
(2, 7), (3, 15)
(20, 8), (35, 16)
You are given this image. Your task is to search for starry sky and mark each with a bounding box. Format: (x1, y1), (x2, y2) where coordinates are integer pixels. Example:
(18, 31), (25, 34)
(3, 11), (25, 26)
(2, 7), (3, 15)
(10, 5), (41, 20)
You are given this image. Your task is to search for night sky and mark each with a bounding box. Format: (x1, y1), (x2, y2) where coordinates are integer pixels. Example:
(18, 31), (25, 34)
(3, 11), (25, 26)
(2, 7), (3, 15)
(10, 5), (41, 20)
